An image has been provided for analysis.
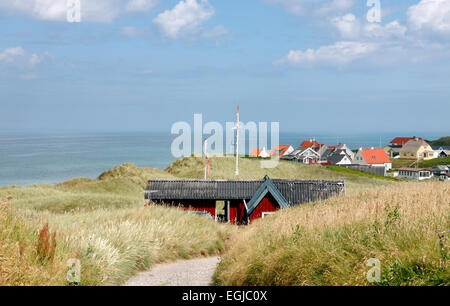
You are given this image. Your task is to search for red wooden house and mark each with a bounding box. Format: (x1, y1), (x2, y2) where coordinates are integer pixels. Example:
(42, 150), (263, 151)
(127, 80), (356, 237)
(145, 176), (345, 225)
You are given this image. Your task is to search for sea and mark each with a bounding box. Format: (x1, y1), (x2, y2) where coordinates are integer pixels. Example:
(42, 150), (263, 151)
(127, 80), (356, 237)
(0, 131), (446, 186)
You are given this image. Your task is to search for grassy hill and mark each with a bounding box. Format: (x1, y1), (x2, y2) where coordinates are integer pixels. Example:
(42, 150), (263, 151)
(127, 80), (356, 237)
(427, 136), (450, 146)
(0, 163), (234, 285)
(215, 181), (449, 286)
(0, 156), (413, 286)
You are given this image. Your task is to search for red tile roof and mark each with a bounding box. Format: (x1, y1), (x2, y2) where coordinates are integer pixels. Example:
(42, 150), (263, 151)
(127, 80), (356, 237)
(390, 137), (422, 146)
(250, 149), (262, 157)
(301, 140), (320, 148)
(361, 148), (391, 164)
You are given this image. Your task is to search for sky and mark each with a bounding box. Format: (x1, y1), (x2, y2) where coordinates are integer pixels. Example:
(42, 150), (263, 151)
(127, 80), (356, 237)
(0, 0), (449, 134)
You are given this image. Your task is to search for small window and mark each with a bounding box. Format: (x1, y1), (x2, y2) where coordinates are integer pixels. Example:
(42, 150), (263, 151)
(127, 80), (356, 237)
(262, 212), (275, 218)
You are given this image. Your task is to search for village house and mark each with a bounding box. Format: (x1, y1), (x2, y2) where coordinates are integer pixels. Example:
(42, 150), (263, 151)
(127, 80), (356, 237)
(320, 149), (353, 166)
(384, 136), (423, 158)
(249, 147), (270, 158)
(398, 168), (434, 180)
(432, 165), (449, 176)
(389, 136), (423, 147)
(432, 146), (450, 158)
(281, 147), (321, 164)
(353, 147), (392, 170)
(300, 139), (327, 156)
(399, 138), (435, 160)
(269, 145), (294, 157)
(145, 176), (345, 225)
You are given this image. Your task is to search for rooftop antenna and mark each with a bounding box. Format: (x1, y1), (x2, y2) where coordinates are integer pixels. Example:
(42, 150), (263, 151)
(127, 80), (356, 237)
(235, 104), (240, 176)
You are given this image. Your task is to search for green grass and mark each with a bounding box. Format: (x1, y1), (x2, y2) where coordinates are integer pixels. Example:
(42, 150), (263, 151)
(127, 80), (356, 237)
(325, 166), (398, 182)
(391, 157), (450, 169)
(0, 156), (399, 285)
(215, 182), (449, 286)
(391, 159), (417, 169)
(417, 157), (450, 168)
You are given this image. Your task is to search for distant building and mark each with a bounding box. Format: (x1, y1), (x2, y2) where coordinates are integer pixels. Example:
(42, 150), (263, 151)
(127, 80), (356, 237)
(432, 146), (450, 158)
(353, 148), (392, 170)
(384, 145), (402, 158)
(433, 165), (449, 176)
(281, 147), (321, 164)
(398, 168), (433, 180)
(300, 139), (321, 148)
(269, 145), (294, 157)
(399, 138), (435, 160)
(389, 136), (422, 147)
(320, 149), (352, 166)
(249, 147), (270, 158)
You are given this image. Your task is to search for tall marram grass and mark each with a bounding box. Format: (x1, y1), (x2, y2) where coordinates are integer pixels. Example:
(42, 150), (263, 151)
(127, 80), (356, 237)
(0, 196), (67, 285)
(0, 163), (235, 286)
(215, 181), (449, 286)
(16, 205), (234, 285)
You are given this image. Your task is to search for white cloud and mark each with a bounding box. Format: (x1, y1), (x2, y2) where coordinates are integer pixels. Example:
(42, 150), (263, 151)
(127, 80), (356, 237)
(330, 13), (407, 42)
(407, 0), (450, 37)
(266, 0), (355, 16)
(363, 21), (407, 41)
(125, 0), (159, 12)
(331, 13), (360, 39)
(0, 46), (50, 68)
(279, 41), (378, 67)
(0, 0), (160, 23)
(0, 47), (26, 63)
(153, 0), (215, 39)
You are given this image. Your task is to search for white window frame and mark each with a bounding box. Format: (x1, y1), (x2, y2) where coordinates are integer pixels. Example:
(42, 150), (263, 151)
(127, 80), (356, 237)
(262, 212), (275, 218)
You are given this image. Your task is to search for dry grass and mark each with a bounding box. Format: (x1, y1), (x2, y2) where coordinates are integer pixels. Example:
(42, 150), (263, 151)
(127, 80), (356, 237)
(0, 164), (235, 286)
(215, 181), (449, 286)
(0, 196), (67, 285)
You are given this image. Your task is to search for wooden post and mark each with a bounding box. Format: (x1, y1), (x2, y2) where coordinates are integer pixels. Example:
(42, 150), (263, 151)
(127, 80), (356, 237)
(235, 104), (239, 176)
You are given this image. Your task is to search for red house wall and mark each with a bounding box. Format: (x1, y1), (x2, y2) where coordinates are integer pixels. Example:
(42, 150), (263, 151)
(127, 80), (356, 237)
(158, 199), (216, 219)
(229, 200), (247, 225)
(249, 193), (279, 223)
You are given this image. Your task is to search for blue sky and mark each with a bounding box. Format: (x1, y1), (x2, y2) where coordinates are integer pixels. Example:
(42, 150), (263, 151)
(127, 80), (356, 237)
(0, 0), (449, 134)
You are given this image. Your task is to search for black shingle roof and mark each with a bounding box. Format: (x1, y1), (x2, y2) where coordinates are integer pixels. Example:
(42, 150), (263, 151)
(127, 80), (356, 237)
(145, 177), (345, 206)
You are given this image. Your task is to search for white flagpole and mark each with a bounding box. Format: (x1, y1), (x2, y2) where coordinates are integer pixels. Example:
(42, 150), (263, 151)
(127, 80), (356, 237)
(235, 104), (240, 176)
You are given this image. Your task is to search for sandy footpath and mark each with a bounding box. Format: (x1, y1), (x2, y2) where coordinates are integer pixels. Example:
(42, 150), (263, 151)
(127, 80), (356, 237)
(124, 257), (220, 286)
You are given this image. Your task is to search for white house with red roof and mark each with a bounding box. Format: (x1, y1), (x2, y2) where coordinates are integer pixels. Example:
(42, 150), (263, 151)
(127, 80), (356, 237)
(269, 145), (294, 157)
(353, 148), (392, 170)
(249, 147), (270, 158)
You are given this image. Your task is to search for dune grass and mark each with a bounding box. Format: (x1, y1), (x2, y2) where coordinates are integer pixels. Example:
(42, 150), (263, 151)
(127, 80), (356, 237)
(0, 163), (235, 286)
(167, 156), (393, 193)
(215, 181), (449, 286)
(325, 165), (398, 182)
(0, 157), (408, 286)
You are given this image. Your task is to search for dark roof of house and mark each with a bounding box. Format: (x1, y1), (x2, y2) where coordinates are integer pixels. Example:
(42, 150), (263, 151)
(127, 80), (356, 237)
(328, 152), (349, 165)
(145, 177), (345, 206)
(398, 167), (433, 172)
(432, 145), (450, 150)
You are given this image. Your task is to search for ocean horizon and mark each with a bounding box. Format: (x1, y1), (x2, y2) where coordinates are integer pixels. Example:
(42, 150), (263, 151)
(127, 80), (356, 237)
(0, 131), (447, 187)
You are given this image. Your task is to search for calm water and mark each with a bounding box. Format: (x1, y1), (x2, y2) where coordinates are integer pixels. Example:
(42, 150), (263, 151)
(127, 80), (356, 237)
(0, 132), (446, 186)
